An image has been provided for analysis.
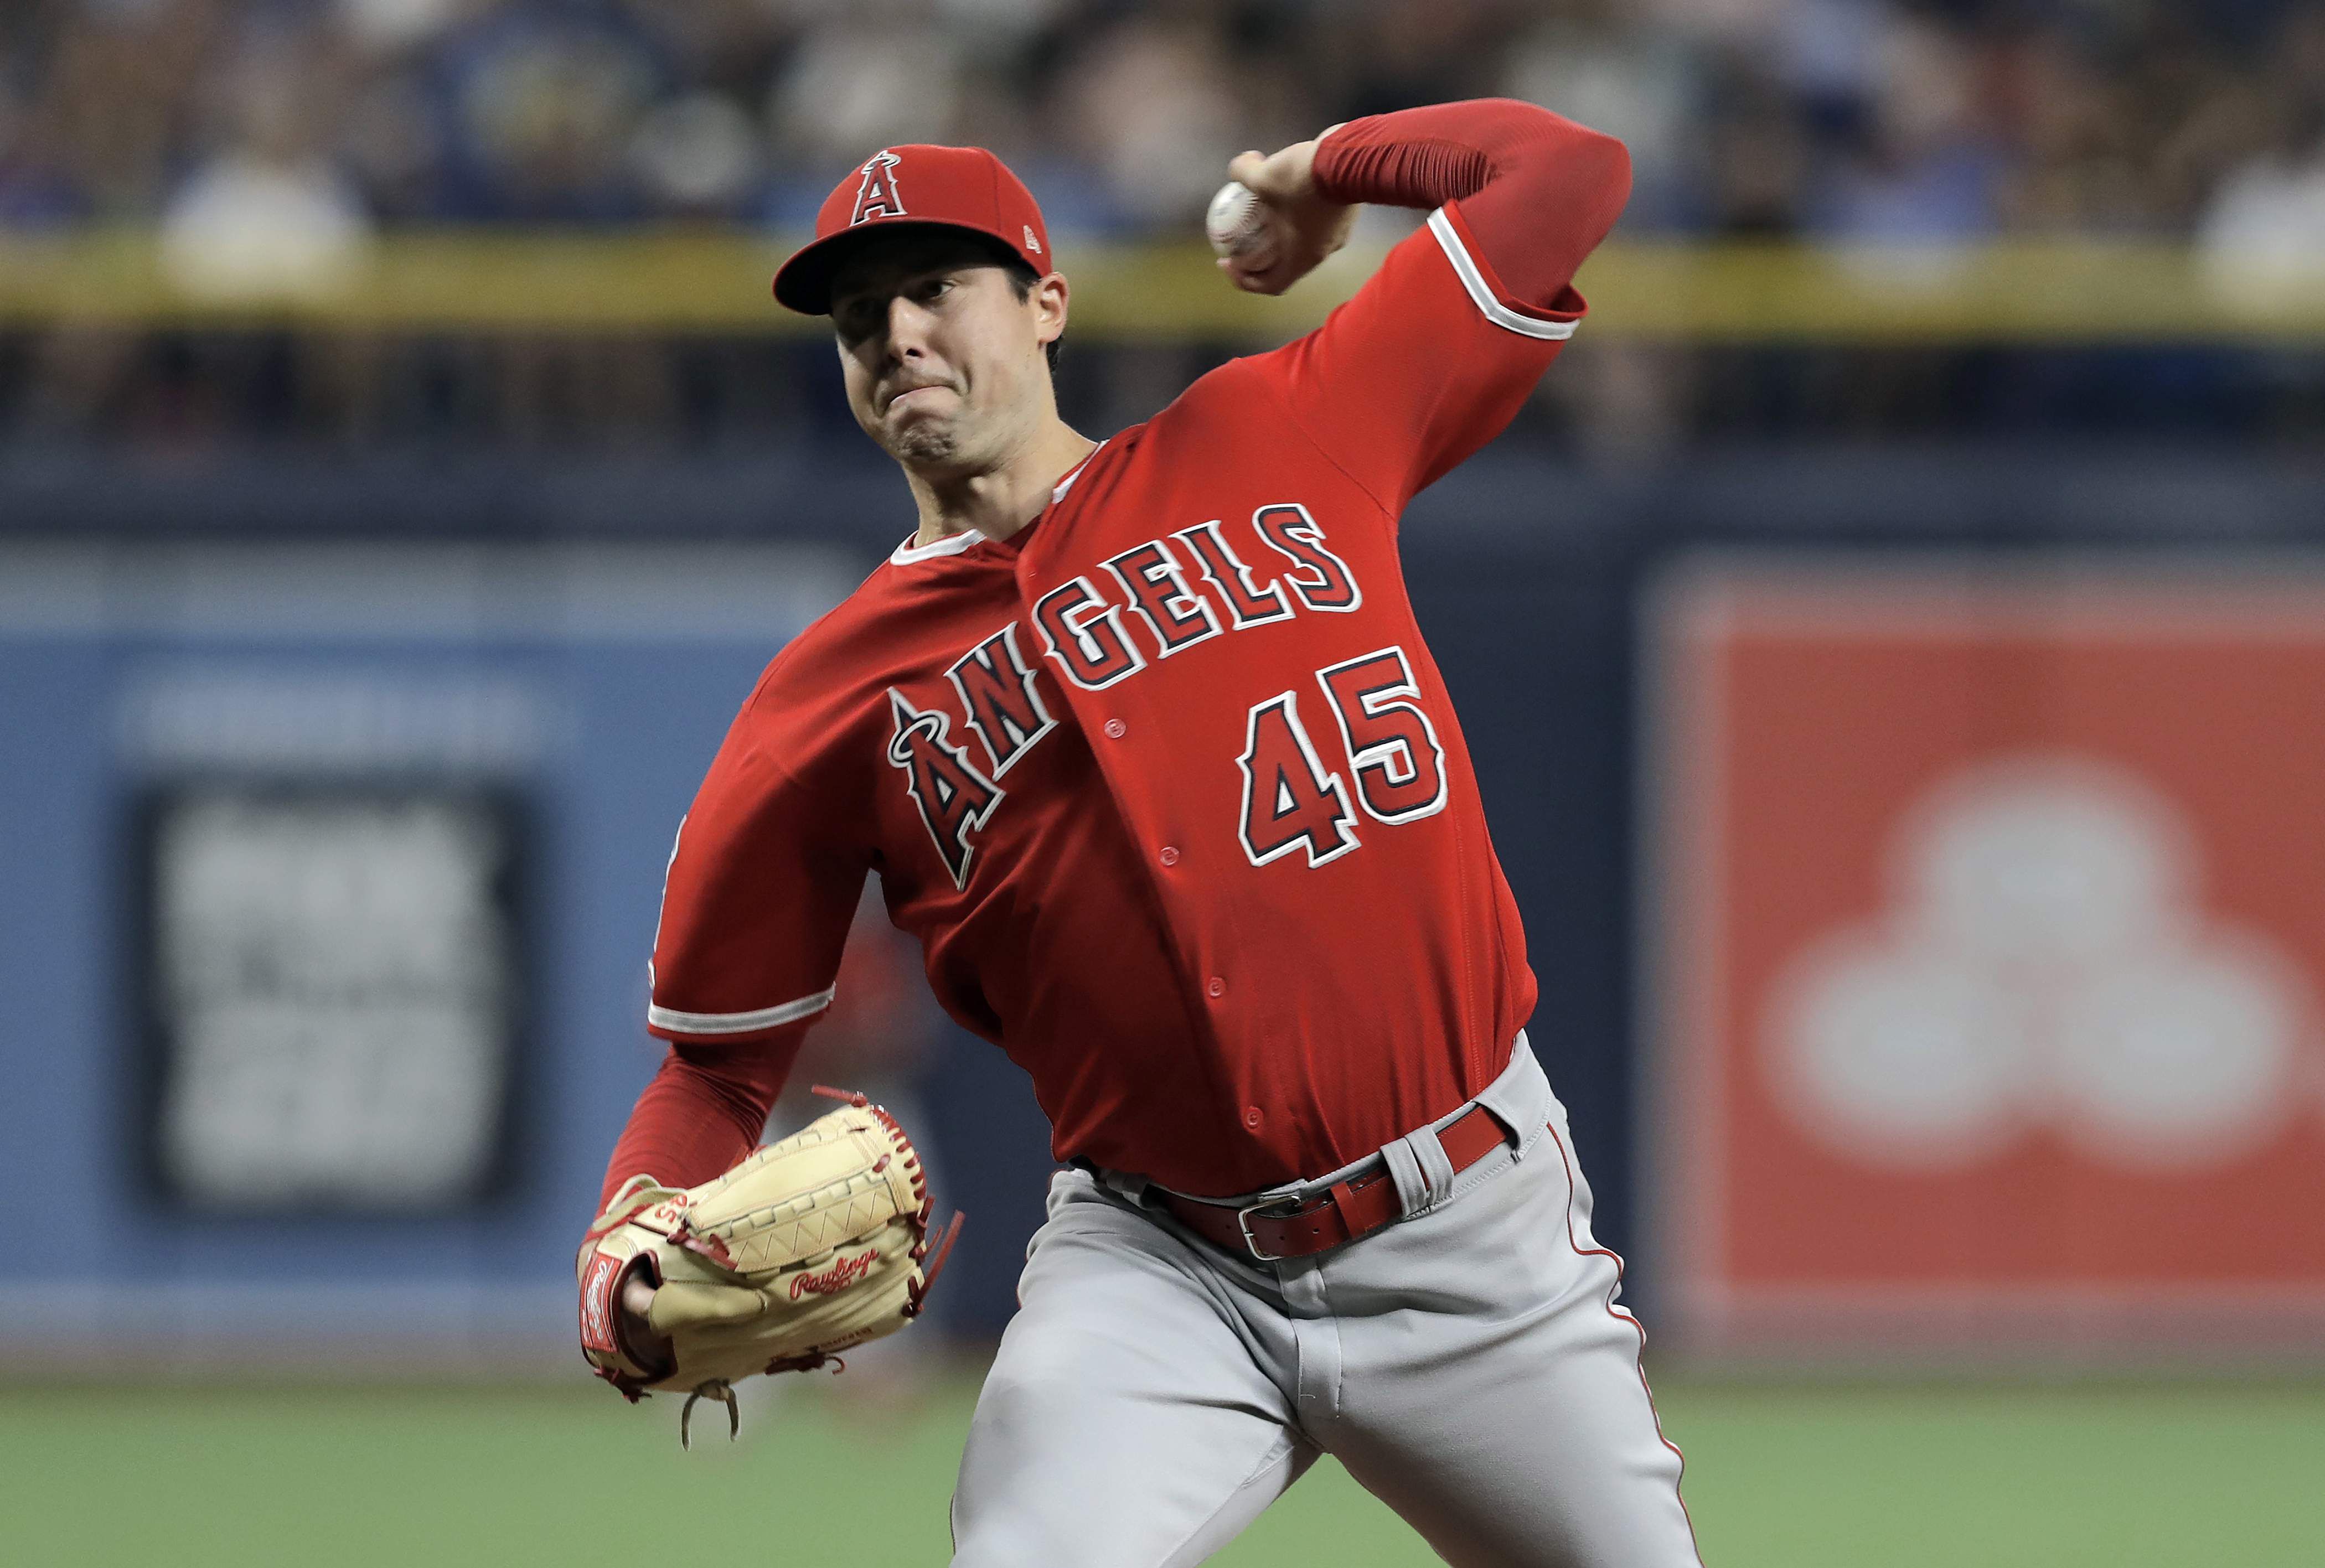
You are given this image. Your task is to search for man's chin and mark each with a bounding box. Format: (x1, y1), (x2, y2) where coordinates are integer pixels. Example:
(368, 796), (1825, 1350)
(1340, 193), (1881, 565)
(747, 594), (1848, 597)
(887, 420), (963, 467)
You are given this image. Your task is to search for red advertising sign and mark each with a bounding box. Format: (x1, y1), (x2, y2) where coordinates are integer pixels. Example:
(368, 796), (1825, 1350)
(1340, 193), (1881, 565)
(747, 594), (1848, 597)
(1649, 561), (2325, 1356)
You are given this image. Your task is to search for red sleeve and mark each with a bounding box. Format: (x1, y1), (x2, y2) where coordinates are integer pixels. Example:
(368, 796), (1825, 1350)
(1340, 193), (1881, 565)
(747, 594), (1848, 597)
(597, 1033), (804, 1208)
(645, 671), (867, 1047)
(597, 663), (867, 1207)
(1263, 99), (1630, 511)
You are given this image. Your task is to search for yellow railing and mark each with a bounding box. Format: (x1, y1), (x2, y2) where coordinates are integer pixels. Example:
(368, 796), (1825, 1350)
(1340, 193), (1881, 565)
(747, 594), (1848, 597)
(4, 230), (2322, 340)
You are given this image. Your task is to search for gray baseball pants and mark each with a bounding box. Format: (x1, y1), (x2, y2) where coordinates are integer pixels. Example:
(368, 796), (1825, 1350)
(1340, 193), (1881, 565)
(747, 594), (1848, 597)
(948, 1035), (1702, 1567)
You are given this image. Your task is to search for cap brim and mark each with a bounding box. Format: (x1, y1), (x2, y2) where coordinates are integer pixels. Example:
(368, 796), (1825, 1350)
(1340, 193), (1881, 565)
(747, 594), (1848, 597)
(772, 220), (1029, 315)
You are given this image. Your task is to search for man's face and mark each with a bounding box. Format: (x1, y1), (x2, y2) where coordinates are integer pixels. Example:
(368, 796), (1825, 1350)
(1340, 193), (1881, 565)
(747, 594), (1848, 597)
(829, 232), (1062, 474)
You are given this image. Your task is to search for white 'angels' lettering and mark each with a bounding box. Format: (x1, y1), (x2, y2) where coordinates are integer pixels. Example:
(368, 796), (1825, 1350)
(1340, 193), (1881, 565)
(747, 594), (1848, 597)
(1173, 520), (1294, 629)
(946, 623), (1057, 777)
(1251, 503), (1361, 613)
(1104, 540), (1223, 656)
(1068, 504), (1362, 666)
(886, 687), (1004, 889)
(1035, 576), (1149, 690)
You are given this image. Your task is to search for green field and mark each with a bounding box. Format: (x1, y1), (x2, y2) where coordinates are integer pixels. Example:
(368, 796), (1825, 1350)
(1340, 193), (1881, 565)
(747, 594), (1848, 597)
(6, 1368), (2319, 1566)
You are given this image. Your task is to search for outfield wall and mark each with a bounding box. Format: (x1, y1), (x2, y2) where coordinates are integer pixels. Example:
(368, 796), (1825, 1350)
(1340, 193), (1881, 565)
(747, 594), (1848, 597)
(4, 445), (2321, 1373)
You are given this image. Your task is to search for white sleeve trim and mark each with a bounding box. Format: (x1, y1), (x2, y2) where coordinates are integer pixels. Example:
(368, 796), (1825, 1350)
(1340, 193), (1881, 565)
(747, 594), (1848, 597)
(1426, 208), (1579, 342)
(648, 984), (835, 1036)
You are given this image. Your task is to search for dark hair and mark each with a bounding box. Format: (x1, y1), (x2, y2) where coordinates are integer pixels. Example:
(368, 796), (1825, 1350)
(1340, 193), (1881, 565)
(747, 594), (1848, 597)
(1001, 256), (1063, 376)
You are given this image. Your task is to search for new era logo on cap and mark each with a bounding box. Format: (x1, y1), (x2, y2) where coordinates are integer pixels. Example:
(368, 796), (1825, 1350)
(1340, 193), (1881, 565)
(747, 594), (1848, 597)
(773, 144), (1053, 315)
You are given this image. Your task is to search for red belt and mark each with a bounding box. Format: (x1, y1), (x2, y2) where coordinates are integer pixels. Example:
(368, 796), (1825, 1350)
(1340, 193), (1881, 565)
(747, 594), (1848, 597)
(1156, 1103), (1514, 1262)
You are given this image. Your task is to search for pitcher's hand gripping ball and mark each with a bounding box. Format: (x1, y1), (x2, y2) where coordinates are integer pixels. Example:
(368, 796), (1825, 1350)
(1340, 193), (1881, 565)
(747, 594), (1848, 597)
(1207, 134), (1355, 296)
(1205, 180), (1275, 268)
(576, 1086), (963, 1445)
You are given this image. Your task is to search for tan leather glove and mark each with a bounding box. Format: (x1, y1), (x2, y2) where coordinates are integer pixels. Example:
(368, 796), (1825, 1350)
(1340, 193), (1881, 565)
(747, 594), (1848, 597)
(577, 1087), (962, 1445)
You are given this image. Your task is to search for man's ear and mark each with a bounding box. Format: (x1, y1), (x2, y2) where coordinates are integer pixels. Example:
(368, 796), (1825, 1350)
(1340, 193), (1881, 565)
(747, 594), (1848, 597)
(1033, 272), (1069, 349)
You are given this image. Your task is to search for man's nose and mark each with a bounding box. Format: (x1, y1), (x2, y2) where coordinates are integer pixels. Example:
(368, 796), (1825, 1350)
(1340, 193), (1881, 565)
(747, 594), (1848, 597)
(884, 296), (936, 359)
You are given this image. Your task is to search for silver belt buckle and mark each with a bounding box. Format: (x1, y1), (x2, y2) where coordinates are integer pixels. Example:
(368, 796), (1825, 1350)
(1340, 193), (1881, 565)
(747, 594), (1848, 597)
(1234, 1196), (1297, 1262)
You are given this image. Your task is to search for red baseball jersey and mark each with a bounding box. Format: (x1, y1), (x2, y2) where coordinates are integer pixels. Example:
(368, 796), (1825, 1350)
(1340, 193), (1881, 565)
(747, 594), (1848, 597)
(648, 205), (1583, 1198)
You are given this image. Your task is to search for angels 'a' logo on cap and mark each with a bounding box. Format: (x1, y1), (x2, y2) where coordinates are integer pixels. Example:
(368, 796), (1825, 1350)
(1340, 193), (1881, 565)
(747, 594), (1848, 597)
(851, 151), (906, 226)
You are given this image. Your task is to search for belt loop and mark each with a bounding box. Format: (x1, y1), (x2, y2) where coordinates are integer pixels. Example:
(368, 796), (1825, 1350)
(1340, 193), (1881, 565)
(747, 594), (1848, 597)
(1379, 1135), (1429, 1217)
(1380, 1123), (1456, 1218)
(1475, 1029), (1551, 1163)
(1091, 1164), (1151, 1206)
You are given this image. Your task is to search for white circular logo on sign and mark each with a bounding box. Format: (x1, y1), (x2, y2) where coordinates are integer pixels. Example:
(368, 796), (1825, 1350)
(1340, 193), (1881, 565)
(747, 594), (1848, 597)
(1763, 753), (2310, 1171)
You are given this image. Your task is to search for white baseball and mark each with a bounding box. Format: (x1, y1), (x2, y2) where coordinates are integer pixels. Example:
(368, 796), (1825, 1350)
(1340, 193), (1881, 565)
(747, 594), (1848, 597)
(1206, 181), (1277, 268)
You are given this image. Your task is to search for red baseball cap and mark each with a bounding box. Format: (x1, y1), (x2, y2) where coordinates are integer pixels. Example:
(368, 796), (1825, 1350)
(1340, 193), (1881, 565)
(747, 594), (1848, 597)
(772, 145), (1053, 316)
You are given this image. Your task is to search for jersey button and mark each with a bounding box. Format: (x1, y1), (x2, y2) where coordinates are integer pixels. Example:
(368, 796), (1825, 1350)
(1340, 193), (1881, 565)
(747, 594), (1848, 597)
(1159, 845), (1180, 867)
(1103, 718), (1127, 739)
(1206, 976), (1227, 998)
(1243, 1106), (1263, 1130)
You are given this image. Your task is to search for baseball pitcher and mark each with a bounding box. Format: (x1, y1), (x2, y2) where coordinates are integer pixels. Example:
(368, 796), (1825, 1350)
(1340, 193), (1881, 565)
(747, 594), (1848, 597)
(580, 98), (1700, 1566)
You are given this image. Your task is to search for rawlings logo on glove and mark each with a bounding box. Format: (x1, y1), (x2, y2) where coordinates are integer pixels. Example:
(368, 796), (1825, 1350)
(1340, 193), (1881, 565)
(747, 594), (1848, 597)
(575, 1086), (963, 1446)
(791, 1249), (881, 1298)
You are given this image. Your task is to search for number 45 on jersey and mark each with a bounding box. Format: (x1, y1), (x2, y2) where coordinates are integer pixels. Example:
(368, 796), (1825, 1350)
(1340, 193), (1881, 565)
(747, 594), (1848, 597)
(1238, 644), (1446, 870)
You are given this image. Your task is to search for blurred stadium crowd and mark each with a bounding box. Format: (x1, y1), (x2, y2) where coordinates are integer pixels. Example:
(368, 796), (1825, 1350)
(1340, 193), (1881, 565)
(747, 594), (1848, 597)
(1, 0), (2322, 245)
(3, 1), (2322, 456)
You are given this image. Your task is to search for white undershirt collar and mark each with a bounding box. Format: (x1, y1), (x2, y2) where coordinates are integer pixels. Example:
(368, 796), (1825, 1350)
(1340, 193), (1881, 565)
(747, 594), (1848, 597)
(888, 529), (984, 565)
(885, 438), (1111, 567)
